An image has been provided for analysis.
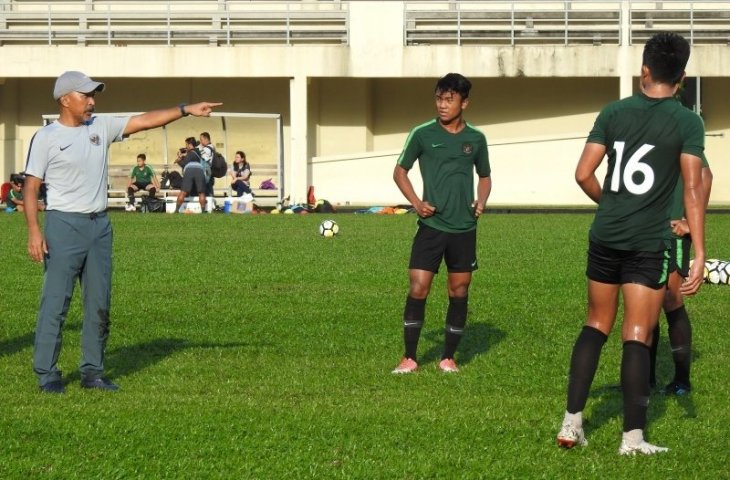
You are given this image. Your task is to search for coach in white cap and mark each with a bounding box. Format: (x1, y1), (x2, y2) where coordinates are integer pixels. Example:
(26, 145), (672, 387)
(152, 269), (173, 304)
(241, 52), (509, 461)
(23, 71), (222, 393)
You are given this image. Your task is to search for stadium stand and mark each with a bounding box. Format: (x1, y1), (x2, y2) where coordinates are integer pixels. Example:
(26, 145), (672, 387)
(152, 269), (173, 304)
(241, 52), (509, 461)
(404, 1), (730, 46)
(405, 7), (621, 46)
(2, 1), (730, 207)
(1, 1), (728, 48)
(630, 7), (730, 44)
(0, 1), (349, 46)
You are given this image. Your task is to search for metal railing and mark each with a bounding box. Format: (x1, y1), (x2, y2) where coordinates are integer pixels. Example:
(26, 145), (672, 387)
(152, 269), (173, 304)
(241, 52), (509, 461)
(0, 1), (349, 46)
(630, 1), (730, 45)
(3, 1), (730, 48)
(404, 1), (730, 46)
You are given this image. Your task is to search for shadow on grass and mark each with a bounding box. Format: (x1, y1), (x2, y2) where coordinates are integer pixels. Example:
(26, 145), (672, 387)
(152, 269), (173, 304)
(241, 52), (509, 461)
(0, 322), (81, 358)
(419, 321), (506, 366)
(0, 331), (35, 358)
(61, 337), (254, 382)
(582, 340), (698, 436)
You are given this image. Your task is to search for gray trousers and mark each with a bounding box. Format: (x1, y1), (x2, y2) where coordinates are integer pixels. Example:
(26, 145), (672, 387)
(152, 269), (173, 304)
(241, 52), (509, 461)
(33, 211), (113, 386)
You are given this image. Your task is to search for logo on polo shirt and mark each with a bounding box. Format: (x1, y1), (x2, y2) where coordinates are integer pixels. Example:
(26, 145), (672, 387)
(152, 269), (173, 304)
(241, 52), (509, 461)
(462, 143), (473, 155)
(89, 134), (101, 146)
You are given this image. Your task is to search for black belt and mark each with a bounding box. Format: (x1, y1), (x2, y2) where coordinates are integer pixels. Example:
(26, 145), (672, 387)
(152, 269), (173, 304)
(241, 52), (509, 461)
(50, 210), (108, 219)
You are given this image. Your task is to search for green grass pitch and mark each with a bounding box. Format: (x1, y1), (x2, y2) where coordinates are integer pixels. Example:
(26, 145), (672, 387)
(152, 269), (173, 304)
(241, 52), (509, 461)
(1, 212), (728, 478)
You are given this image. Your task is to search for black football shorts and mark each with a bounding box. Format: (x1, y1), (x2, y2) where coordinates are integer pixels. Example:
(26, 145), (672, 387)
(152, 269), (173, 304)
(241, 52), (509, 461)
(668, 235), (692, 277)
(586, 240), (669, 290)
(409, 222), (477, 274)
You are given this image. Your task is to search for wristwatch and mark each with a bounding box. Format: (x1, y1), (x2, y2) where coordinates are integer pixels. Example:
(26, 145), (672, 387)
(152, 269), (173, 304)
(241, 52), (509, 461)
(179, 103), (189, 117)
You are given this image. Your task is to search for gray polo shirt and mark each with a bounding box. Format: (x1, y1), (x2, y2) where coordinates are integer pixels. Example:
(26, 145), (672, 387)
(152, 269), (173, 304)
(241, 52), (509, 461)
(25, 115), (129, 213)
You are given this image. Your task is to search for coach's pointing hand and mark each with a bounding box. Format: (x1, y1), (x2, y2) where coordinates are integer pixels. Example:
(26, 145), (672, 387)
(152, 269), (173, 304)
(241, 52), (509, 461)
(186, 102), (223, 117)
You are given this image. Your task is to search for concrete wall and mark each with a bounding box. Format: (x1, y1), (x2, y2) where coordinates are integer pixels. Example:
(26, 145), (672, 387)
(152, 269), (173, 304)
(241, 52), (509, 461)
(310, 75), (730, 207)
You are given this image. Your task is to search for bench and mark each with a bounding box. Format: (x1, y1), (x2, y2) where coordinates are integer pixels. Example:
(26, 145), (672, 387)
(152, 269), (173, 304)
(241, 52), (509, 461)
(107, 163), (174, 208)
(107, 163), (281, 209)
(228, 163), (281, 207)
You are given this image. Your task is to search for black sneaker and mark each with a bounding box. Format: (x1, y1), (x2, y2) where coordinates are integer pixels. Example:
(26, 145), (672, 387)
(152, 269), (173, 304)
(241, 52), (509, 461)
(81, 377), (119, 392)
(662, 380), (691, 396)
(39, 380), (65, 394)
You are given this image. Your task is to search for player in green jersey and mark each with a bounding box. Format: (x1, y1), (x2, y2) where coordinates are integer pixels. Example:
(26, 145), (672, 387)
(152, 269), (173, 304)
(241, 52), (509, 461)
(127, 153), (159, 209)
(391, 73), (492, 374)
(649, 155), (712, 395)
(556, 33), (706, 455)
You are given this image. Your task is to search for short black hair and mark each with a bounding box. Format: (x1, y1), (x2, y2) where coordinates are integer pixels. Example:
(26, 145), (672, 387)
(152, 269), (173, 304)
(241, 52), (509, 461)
(200, 132), (211, 142)
(642, 32), (690, 85)
(137, 153), (146, 161)
(185, 137), (198, 147)
(10, 173), (24, 185)
(435, 73), (472, 99)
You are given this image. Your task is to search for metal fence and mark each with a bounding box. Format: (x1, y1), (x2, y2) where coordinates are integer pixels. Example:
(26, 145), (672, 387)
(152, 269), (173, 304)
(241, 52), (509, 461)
(2, 1), (730, 47)
(0, 0), (349, 46)
(404, 1), (730, 46)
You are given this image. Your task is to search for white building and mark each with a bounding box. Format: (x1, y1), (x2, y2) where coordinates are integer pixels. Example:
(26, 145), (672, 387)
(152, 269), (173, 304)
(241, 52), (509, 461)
(1, 0), (728, 206)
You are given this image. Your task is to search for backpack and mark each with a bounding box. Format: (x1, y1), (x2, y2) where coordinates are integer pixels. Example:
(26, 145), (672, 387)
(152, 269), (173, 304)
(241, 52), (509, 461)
(1, 182), (10, 204)
(260, 178), (276, 190)
(168, 171), (183, 189)
(211, 151), (227, 178)
(160, 170), (171, 190)
(314, 199), (336, 213)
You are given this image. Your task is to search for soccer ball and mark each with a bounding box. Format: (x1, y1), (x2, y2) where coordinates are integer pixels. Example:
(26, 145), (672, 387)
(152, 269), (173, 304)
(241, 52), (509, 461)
(704, 259), (730, 285)
(319, 219), (339, 238)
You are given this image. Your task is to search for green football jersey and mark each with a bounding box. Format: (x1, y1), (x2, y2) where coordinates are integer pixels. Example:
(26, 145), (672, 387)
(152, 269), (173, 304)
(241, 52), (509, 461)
(397, 119), (490, 233)
(130, 165), (155, 183)
(588, 93), (705, 251)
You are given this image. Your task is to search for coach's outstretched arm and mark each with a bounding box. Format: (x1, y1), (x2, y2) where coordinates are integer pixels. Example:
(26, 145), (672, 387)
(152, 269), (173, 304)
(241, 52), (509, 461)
(124, 102), (223, 136)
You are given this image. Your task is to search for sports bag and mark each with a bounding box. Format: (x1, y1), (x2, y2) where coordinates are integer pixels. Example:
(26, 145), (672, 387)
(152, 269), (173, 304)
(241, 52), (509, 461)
(168, 171), (183, 189)
(139, 196), (166, 213)
(211, 151), (227, 178)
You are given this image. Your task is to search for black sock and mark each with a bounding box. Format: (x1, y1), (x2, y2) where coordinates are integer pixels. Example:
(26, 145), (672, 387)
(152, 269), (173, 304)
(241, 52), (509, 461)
(127, 187), (135, 204)
(442, 296), (468, 360)
(566, 326), (607, 413)
(403, 296), (426, 361)
(149, 187), (157, 198)
(622, 341), (651, 432)
(649, 322), (660, 387)
(666, 305), (692, 386)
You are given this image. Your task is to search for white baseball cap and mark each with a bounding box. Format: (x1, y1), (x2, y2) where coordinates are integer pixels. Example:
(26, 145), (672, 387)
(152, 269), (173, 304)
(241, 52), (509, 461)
(53, 71), (105, 100)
